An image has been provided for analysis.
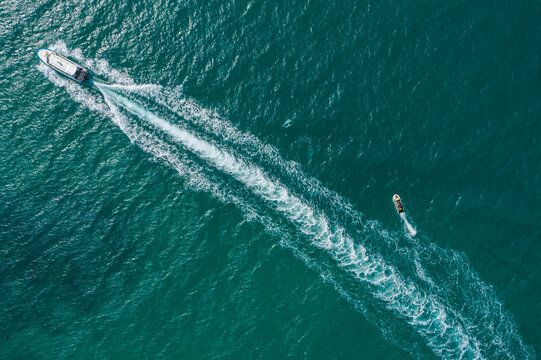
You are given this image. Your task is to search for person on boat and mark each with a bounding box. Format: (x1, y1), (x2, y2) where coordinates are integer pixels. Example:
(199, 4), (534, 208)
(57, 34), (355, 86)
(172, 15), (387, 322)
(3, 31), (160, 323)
(78, 70), (87, 81)
(75, 68), (88, 81)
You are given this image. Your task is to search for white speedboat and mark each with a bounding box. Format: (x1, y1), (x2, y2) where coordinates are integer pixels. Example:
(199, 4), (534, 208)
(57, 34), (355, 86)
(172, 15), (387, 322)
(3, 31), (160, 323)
(37, 48), (92, 85)
(393, 194), (404, 214)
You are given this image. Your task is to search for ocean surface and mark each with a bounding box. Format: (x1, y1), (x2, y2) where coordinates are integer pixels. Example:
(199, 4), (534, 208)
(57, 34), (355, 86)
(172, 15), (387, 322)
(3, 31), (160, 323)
(1, 0), (540, 359)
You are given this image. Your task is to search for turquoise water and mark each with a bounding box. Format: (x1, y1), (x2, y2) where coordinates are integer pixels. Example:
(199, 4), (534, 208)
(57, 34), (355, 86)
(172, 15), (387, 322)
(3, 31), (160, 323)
(1, 0), (540, 359)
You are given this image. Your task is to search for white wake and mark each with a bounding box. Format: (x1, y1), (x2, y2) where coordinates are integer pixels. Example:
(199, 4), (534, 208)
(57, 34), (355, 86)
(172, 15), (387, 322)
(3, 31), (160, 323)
(400, 213), (418, 237)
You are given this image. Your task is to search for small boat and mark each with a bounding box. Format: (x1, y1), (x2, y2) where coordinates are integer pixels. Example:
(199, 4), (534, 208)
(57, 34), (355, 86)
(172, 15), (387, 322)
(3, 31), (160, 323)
(393, 194), (404, 214)
(37, 48), (92, 85)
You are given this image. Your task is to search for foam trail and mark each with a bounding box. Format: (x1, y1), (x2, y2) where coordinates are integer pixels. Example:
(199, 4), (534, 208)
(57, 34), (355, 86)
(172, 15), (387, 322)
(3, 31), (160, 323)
(99, 85), (482, 359)
(102, 83), (375, 227)
(400, 213), (418, 237)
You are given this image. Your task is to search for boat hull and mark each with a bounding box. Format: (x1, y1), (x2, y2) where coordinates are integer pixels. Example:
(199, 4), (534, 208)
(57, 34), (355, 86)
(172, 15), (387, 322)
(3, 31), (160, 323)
(37, 48), (92, 85)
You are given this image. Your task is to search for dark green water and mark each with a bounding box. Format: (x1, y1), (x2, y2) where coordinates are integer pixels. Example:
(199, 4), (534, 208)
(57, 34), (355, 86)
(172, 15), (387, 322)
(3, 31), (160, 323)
(1, 0), (540, 358)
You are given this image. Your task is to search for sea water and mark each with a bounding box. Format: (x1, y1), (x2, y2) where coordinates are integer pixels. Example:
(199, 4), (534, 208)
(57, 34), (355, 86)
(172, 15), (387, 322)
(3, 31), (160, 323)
(1, 1), (540, 359)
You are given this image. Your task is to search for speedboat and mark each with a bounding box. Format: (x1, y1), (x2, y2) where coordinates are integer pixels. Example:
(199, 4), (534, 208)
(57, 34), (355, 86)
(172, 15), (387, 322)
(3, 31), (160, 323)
(393, 194), (404, 214)
(37, 48), (92, 85)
